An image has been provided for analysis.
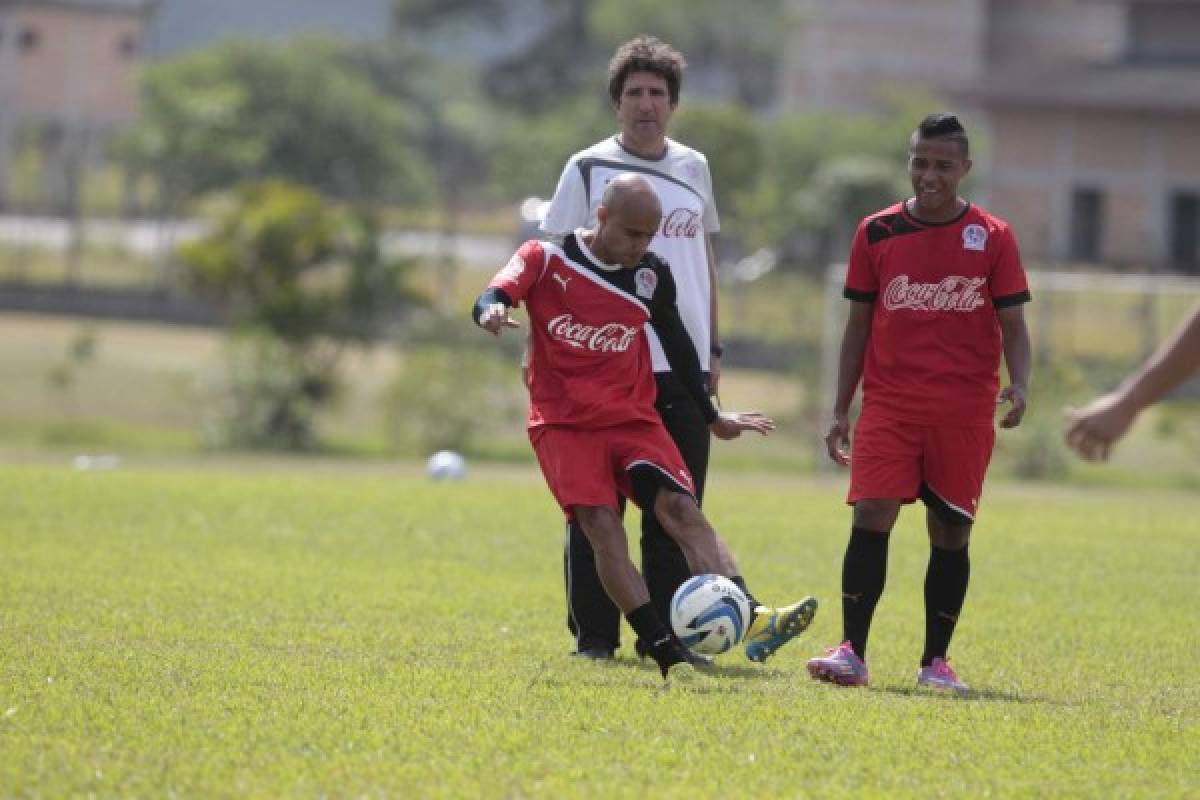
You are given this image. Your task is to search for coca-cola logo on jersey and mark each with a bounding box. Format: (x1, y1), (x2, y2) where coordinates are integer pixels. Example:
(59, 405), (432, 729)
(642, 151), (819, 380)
(883, 275), (986, 312)
(547, 314), (639, 352)
(661, 208), (701, 238)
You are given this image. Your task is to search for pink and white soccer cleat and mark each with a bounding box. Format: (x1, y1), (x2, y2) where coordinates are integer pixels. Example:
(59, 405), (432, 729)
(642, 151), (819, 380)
(916, 657), (970, 695)
(806, 641), (869, 687)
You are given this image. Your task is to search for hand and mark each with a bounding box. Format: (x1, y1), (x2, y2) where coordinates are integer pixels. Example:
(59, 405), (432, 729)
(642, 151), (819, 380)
(709, 354), (721, 395)
(521, 363), (531, 390)
(479, 303), (520, 336)
(710, 410), (775, 440)
(997, 384), (1028, 429)
(1064, 392), (1137, 462)
(824, 410), (851, 466)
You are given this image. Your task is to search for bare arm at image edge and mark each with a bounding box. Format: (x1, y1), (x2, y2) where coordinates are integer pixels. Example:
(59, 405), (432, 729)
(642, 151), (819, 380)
(1065, 302), (1200, 461)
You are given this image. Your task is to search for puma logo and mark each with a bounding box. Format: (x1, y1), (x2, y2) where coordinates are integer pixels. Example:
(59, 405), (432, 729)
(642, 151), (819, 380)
(842, 592), (864, 603)
(937, 611), (959, 623)
(552, 272), (571, 291)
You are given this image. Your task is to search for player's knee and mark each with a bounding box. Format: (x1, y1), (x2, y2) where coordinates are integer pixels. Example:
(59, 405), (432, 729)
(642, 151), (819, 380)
(654, 489), (701, 531)
(853, 499), (901, 532)
(928, 517), (971, 550)
(574, 506), (625, 552)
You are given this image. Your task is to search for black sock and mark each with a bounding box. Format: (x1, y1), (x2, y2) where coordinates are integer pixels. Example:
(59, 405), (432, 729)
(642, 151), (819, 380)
(625, 602), (671, 649)
(729, 575), (761, 610)
(922, 544), (970, 667)
(842, 526), (890, 659)
(626, 602), (683, 674)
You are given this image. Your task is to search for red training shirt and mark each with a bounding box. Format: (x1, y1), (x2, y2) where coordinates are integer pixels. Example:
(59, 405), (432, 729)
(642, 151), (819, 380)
(488, 233), (714, 431)
(844, 201), (1031, 426)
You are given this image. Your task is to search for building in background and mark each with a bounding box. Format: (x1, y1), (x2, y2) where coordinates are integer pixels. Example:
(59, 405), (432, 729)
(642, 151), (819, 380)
(0, 0), (158, 213)
(140, 0), (391, 57)
(781, 0), (1200, 274)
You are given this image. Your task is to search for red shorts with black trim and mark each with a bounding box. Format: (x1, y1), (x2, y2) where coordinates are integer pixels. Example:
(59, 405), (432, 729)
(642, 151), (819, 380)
(847, 407), (996, 525)
(529, 420), (695, 519)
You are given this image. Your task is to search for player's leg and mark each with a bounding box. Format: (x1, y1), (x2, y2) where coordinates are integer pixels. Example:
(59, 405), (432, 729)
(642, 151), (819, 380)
(647, 485), (734, 575)
(530, 426), (624, 661)
(640, 372), (708, 631)
(809, 411), (920, 686)
(918, 503), (972, 692)
(844, 498), (902, 656)
(620, 421), (817, 663)
(914, 424), (994, 693)
(563, 519), (622, 658)
(571, 503), (694, 680)
(633, 464), (818, 664)
(572, 505), (649, 612)
(619, 422), (742, 583)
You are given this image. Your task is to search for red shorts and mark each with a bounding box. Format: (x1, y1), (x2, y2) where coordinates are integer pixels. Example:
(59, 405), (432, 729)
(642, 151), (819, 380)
(848, 408), (995, 524)
(529, 421), (695, 519)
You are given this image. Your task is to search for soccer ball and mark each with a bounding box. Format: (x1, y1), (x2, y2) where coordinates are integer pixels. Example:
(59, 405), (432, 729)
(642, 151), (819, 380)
(669, 574), (751, 656)
(425, 450), (466, 481)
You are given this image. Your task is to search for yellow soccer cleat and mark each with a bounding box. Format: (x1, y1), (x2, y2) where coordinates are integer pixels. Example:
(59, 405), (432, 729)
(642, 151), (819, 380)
(743, 596), (818, 663)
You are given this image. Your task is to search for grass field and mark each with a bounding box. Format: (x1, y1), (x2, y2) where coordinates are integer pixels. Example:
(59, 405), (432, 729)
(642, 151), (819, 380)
(1, 462), (1196, 797)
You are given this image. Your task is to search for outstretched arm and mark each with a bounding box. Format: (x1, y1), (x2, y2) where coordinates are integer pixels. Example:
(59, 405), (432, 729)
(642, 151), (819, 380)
(653, 296), (774, 441)
(1066, 302), (1200, 461)
(471, 287), (520, 336)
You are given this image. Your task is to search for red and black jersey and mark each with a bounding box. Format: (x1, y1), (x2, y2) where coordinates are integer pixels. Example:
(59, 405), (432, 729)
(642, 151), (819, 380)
(480, 232), (716, 431)
(845, 201), (1031, 426)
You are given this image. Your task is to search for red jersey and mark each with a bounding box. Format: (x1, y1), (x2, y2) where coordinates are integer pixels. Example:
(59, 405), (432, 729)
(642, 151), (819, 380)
(488, 233), (715, 431)
(845, 202), (1031, 426)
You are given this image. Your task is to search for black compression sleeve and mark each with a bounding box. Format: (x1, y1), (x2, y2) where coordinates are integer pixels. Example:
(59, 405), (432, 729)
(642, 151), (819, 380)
(651, 304), (719, 424)
(471, 287), (514, 326)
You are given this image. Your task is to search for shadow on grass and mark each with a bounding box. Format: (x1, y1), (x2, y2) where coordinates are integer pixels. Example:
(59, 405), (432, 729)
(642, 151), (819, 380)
(874, 684), (1058, 705)
(529, 653), (788, 694)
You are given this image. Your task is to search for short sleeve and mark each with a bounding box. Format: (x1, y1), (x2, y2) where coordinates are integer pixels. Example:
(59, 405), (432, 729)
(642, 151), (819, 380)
(843, 219), (878, 302)
(539, 159), (589, 237)
(489, 240), (546, 307)
(989, 225), (1031, 308)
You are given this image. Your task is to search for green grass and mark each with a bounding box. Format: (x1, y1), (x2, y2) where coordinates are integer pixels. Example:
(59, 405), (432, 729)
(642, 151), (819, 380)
(1, 463), (1196, 797)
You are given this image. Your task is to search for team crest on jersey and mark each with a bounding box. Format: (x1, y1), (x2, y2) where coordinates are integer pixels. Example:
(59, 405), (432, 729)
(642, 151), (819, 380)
(634, 267), (658, 299)
(962, 224), (987, 251)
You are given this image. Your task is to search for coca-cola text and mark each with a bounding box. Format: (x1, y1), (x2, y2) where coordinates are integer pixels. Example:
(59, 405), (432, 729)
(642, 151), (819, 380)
(547, 314), (639, 352)
(661, 208), (701, 238)
(883, 275), (986, 312)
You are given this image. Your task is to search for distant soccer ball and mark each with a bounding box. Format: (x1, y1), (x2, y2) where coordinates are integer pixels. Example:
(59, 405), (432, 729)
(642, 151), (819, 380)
(669, 574), (751, 656)
(425, 450), (466, 481)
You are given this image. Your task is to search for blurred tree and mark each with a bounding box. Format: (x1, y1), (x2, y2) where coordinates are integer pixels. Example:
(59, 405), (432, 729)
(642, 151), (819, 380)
(739, 94), (937, 268)
(181, 180), (421, 449)
(480, 1), (596, 114)
(484, 95), (612, 204)
(116, 38), (431, 215)
(671, 103), (765, 239)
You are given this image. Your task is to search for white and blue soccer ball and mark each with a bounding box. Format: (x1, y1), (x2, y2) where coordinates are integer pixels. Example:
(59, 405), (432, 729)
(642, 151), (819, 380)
(425, 450), (467, 481)
(669, 574), (752, 656)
